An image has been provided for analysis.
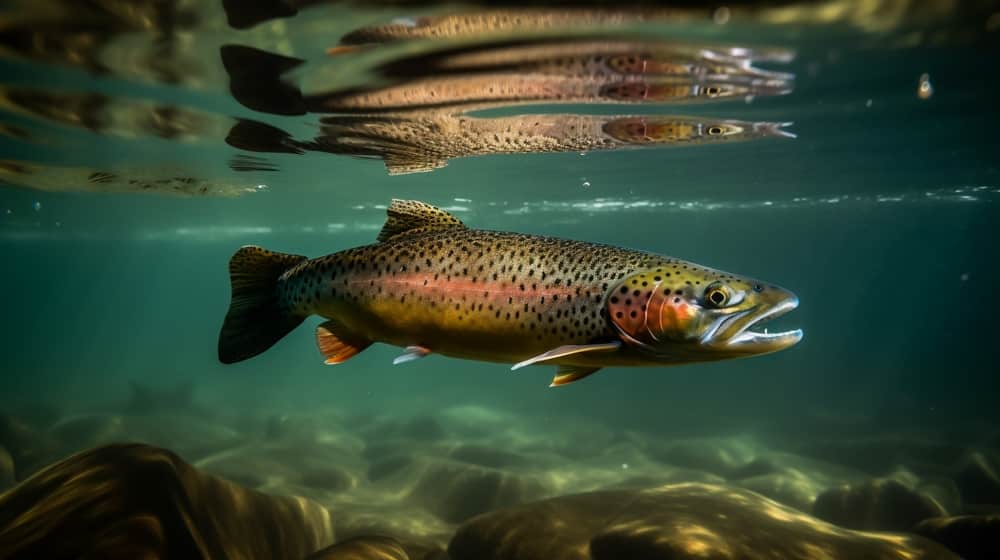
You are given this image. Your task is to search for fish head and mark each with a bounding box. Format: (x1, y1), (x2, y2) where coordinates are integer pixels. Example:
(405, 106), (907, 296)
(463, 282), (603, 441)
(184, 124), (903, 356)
(602, 117), (795, 144)
(599, 81), (753, 102)
(606, 265), (802, 362)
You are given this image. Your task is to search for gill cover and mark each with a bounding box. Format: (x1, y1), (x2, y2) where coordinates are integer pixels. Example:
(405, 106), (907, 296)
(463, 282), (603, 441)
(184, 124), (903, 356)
(606, 270), (699, 350)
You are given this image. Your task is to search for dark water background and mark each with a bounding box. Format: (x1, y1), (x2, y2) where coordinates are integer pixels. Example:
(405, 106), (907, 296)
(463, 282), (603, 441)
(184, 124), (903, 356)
(1, 1), (998, 452)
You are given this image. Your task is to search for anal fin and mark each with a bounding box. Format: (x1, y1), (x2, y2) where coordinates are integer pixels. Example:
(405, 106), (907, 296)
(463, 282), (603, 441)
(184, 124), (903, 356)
(392, 345), (431, 365)
(316, 319), (372, 365)
(511, 341), (621, 371)
(551, 366), (602, 387)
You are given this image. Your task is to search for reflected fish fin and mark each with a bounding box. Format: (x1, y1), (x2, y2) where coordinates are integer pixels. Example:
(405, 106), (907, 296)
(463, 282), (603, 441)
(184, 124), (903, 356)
(383, 155), (448, 176)
(316, 319), (372, 365)
(510, 341), (621, 371)
(392, 345), (432, 365)
(551, 366), (602, 387)
(377, 199), (467, 242)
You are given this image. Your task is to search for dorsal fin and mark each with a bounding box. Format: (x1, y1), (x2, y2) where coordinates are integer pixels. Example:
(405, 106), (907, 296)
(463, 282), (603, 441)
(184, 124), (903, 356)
(377, 199), (467, 242)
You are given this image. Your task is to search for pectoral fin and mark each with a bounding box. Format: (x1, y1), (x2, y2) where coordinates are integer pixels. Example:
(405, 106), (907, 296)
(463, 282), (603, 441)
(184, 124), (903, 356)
(550, 366), (602, 387)
(392, 345), (431, 365)
(510, 341), (621, 371)
(316, 320), (372, 365)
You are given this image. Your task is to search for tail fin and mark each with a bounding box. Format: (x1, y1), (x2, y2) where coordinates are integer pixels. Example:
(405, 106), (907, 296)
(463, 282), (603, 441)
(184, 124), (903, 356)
(218, 246), (308, 364)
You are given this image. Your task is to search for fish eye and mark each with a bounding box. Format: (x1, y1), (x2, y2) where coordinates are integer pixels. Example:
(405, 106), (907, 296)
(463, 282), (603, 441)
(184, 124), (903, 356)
(707, 126), (725, 135)
(704, 283), (730, 308)
(704, 86), (722, 96)
(753, 284), (764, 292)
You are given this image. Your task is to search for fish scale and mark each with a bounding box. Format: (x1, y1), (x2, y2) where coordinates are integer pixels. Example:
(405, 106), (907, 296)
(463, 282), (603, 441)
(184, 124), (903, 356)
(282, 230), (667, 360)
(218, 199), (802, 386)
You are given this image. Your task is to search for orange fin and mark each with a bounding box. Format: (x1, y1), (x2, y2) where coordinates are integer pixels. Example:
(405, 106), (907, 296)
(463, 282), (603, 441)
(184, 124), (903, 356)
(551, 366), (602, 387)
(510, 341), (621, 371)
(316, 320), (371, 365)
(326, 45), (363, 56)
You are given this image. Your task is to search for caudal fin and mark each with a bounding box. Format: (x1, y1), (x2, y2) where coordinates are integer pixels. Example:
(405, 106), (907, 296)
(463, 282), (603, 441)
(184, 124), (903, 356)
(218, 245), (307, 364)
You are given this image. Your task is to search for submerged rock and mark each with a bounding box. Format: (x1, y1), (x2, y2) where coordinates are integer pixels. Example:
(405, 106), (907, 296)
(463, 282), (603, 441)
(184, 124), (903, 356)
(48, 413), (125, 450)
(306, 535), (409, 560)
(195, 442), (361, 495)
(0, 443), (335, 558)
(792, 436), (967, 475)
(449, 444), (531, 469)
(954, 452), (1000, 505)
(448, 483), (957, 560)
(408, 459), (550, 524)
(0, 446), (13, 490)
(646, 436), (758, 478)
(913, 515), (1000, 560)
(813, 478), (947, 531)
(0, 412), (57, 477)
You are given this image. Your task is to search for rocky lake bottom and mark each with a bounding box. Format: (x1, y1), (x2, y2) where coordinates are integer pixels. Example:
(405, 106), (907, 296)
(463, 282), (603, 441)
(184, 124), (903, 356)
(1, 383), (998, 559)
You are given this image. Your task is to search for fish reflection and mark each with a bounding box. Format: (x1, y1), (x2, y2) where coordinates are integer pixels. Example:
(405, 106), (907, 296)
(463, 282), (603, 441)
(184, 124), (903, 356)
(0, 86), (224, 142)
(226, 113), (794, 175)
(222, 40), (792, 116)
(0, 160), (259, 196)
(222, 32), (795, 174)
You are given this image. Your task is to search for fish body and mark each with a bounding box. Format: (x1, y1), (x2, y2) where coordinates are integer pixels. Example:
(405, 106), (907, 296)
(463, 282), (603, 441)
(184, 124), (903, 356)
(318, 113), (793, 174)
(219, 200), (802, 386)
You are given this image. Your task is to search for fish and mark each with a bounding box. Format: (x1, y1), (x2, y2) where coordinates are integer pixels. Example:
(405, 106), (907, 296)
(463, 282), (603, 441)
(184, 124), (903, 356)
(317, 113), (795, 174)
(218, 200), (803, 386)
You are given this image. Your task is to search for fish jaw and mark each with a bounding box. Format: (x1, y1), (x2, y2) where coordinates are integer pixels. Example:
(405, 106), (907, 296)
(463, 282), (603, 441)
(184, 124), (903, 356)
(699, 287), (803, 356)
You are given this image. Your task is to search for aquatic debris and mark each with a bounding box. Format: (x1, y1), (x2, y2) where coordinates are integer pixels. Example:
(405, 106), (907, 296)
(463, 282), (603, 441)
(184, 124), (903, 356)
(919, 73), (934, 99)
(217, 199), (802, 386)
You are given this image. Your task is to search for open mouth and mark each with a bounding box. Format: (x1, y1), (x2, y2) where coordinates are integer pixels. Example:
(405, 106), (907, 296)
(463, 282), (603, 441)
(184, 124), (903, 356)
(728, 296), (803, 347)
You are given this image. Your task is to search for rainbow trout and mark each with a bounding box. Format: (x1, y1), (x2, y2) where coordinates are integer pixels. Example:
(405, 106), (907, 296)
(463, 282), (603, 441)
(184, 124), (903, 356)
(219, 200), (802, 386)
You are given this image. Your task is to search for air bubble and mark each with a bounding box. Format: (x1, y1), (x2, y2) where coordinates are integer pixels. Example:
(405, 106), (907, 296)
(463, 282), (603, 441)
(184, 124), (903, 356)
(918, 73), (933, 100)
(865, 99), (873, 108)
(582, 180), (591, 189)
(32, 201), (41, 212)
(960, 273), (969, 282)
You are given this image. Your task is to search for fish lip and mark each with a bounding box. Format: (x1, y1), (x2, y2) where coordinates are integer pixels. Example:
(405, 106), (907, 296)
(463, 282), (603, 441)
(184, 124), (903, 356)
(724, 296), (803, 349)
(753, 121), (797, 139)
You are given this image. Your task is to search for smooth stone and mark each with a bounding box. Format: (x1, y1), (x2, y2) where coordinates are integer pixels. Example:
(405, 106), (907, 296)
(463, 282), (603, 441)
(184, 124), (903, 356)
(813, 478), (948, 531)
(0, 446), (13, 489)
(48, 413), (125, 449)
(330, 500), (452, 550)
(368, 454), (418, 483)
(449, 444), (531, 469)
(735, 469), (821, 512)
(306, 535), (409, 560)
(792, 436), (968, 475)
(913, 515), (1000, 560)
(0, 412), (57, 476)
(954, 452), (1000, 505)
(195, 442), (360, 494)
(365, 415), (447, 443)
(119, 413), (247, 463)
(300, 466), (354, 493)
(448, 483), (957, 560)
(0, 443), (334, 558)
(408, 460), (550, 524)
(647, 437), (758, 478)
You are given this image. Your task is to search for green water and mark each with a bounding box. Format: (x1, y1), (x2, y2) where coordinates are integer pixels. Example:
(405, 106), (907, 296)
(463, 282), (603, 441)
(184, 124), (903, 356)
(0, 1), (998, 556)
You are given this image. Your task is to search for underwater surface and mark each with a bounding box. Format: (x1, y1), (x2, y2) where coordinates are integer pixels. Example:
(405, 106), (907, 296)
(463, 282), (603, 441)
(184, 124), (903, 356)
(1, 1), (999, 558)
